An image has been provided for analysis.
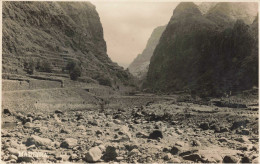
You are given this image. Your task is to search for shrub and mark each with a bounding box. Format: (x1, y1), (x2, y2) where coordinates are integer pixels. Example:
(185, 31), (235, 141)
(96, 76), (112, 87)
(24, 59), (35, 75)
(70, 65), (81, 80)
(66, 60), (76, 73)
(36, 60), (52, 73)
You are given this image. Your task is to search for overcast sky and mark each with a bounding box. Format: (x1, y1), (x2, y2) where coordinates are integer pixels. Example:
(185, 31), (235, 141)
(91, 1), (178, 68)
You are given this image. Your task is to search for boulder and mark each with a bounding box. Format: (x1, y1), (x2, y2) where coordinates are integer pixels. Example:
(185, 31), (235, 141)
(60, 138), (78, 149)
(25, 135), (52, 147)
(103, 146), (118, 161)
(85, 147), (102, 162)
(241, 156), (251, 163)
(231, 120), (249, 130)
(170, 146), (181, 155)
(8, 155), (18, 161)
(3, 108), (12, 115)
(183, 153), (203, 162)
(128, 149), (140, 156)
(148, 130), (163, 140)
(7, 148), (19, 156)
(199, 122), (210, 130)
(24, 122), (34, 128)
(223, 155), (239, 163)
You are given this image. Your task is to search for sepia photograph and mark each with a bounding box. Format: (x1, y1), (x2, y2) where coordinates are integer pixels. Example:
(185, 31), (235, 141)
(1, 0), (259, 163)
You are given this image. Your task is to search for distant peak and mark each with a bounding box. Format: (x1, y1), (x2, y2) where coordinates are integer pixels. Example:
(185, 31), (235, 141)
(172, 2), (201, 19)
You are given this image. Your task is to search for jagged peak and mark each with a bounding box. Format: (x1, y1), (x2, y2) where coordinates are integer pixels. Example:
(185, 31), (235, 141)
(206, 2), (258, 24)
(172, 2), (201, 19)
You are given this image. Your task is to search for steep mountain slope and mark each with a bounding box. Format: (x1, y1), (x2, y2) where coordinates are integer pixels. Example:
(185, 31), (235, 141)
(2, 1), (134, 87)
(128, 25), (166, 79)
(145, 2), (258, 96)
(197, 2), (217, 15)
(206, 2), (258, 27)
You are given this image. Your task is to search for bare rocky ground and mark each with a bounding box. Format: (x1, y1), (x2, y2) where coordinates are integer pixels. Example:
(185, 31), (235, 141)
(1, 88), (259, 163)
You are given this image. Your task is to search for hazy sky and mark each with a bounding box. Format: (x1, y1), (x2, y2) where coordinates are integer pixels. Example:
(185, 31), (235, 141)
(91, 1), (178, 68)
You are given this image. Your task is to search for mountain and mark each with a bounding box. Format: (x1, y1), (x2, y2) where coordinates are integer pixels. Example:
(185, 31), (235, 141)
(145, 2), (258, 96)
(206, 2), (258, 27)
(197, 2), (217, 15)
(128, 25), (166, 79)
(2, 1), (135, 87)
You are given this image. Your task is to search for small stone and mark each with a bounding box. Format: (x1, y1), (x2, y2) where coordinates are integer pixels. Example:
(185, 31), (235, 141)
(148, 130), (163, 140)
(77, 125), (86, 131)
(199, 123), (210, 130)
(60, 138), (78, 149)
(69, 154), (78, 161)
(60, 128), (71, 134)
(241, 129), (250, 135)
(128, 149), (140, 156)
(218, 138), (228, 143)
(55, 110), (63, 114)
(136, 132), (148, 138)
(252, 157), (258, 163)
(164, 153), (173, 160)
(175, 141), (185, 147)
(183, 153), (203, 162)
(113, 119), (121, 124)
(223, 155), (239, 163)
(85, 147), (102, 162)
(170, 146), (181, 155)
(17, 156), (34, 163)
(24, 122), (33, 128)
(168, 158), (181, 163)
(7, 148), (19, 156)
(8, 154), (18, 161)
(191, 140), (201, 146)
(235, 136), (250, 143)
(116, 156), (124, 161)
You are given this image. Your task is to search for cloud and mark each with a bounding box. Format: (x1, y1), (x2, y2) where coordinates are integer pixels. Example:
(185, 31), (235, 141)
(91, 1), (178, 68)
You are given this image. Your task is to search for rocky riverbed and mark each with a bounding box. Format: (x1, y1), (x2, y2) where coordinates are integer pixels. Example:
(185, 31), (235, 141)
(1, 93), (259, 163)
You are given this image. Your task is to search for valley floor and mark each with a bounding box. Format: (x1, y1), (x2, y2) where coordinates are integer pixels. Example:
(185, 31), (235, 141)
(1, 79), (259, 163)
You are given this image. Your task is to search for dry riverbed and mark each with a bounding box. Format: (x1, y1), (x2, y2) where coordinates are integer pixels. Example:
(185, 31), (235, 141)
(1, 93), (259, 163)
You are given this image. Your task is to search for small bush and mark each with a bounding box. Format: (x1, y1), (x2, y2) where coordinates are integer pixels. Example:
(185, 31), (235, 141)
(24, 59), (35, 75)
(36, 60), (52, 73)
(66, 60), (77, 73)
(70, 65), (81, 80)
(96, 76), (112, 87)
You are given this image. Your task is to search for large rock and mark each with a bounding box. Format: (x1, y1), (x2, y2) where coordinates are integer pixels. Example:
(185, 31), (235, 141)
(223, 155), (239, 163)
(103, 146), (118, 161)
(60, 138), (78, 149)
(148, 130), (163, 140)
(183, 153), (203, 162)
(85, 146), (102, 162)
(25, 135), (52, 147)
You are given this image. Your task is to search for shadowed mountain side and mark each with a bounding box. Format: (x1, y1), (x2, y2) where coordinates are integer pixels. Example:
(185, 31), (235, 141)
(145, 2), (258, 97)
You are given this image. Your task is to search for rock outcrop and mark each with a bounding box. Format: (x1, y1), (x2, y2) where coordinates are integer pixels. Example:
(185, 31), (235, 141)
(128, 25), (166, 79)
(145, 2), (258, 96)
(2, 1), (134, 87)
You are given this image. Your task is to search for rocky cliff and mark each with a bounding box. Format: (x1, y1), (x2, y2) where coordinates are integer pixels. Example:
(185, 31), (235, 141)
(145, 2), (258, 96)
(128, 25), (166, 79)
(2, 1), (134, 87)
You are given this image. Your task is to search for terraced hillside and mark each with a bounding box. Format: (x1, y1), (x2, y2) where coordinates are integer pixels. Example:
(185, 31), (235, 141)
(2, 1), (135, 88)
